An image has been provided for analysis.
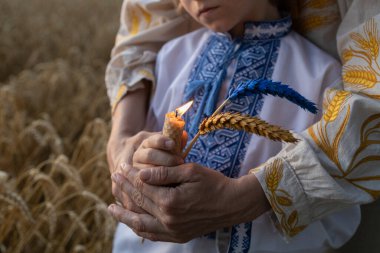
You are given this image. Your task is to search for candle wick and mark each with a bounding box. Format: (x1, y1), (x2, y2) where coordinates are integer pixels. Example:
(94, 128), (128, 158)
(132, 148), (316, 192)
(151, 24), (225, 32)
(175, 110), (178, 117)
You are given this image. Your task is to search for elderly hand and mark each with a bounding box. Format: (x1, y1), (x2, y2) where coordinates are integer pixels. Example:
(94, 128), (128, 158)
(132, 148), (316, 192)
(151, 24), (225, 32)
(107, 131), (155, 213)
(106, 86), (151, 213)
(108, 163), (270, 243)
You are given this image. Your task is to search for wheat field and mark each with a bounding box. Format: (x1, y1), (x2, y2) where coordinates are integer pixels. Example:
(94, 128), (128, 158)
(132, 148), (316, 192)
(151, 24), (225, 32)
(0, 0), (122, 252)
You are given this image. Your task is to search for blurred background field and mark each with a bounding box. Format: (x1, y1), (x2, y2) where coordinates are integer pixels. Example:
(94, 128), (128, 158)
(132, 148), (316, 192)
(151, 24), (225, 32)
(0, 0), (122, 252)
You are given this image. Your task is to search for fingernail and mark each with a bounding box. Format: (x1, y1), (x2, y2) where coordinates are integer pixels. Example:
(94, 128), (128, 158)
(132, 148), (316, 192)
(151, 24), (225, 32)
(165, 140), (175, 149)
(140, 169), (151, 181)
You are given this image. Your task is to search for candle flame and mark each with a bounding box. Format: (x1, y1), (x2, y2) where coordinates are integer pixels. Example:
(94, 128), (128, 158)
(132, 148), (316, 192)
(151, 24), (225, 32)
(176, 101), (193, 117)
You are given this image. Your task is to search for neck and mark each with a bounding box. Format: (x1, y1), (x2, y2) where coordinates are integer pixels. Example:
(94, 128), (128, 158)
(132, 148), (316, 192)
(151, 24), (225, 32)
(229, 4), (281, 38)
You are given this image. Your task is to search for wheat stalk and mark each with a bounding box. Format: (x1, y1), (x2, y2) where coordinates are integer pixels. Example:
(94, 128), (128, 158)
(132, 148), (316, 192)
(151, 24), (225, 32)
(0, 190), (34, 223)
(0, 0), (118, 251)
(199, 113), (298, 143)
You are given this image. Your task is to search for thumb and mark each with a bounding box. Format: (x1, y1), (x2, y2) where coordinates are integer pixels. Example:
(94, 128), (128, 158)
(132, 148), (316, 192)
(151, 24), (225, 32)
(139, 165), (193, 186)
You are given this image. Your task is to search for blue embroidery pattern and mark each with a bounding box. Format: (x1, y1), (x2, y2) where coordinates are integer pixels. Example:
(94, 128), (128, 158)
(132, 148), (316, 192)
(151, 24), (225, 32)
(182, 16), (292, 253)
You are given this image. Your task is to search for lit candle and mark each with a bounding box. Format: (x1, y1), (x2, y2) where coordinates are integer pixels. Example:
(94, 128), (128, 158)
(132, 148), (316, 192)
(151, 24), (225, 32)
(162, 101), (193, 154)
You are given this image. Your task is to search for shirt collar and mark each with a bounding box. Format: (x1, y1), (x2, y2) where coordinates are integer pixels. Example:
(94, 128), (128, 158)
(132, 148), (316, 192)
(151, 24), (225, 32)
(243, 15), (292, 40)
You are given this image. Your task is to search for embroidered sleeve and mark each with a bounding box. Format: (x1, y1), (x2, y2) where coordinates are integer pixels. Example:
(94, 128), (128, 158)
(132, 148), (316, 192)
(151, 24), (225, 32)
(250, 11), (380, 238)
(105, 0), (198, 111)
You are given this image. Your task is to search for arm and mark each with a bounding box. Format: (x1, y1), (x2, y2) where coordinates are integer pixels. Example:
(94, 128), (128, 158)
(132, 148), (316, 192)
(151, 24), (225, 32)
(106, 0), (198, 210)
(105, 0), (199, 110)
(107, 84), (154, 211)
(251, 3), (380, 237)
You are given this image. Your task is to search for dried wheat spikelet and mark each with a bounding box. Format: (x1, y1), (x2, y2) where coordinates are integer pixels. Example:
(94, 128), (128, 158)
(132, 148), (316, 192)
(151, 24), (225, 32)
(199, 112), (298, 143)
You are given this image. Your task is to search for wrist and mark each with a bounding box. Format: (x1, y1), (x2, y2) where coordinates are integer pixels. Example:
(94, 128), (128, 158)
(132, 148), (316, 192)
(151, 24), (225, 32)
(225, 174), (271, 226)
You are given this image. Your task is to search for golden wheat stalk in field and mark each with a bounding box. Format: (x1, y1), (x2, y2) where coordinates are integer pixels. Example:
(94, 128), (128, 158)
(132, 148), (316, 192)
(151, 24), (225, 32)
(0, 0), (120, 251)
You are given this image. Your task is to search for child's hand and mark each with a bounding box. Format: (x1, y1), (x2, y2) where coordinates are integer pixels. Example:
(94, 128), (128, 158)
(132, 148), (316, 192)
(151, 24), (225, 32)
(133, 132), (187, 168)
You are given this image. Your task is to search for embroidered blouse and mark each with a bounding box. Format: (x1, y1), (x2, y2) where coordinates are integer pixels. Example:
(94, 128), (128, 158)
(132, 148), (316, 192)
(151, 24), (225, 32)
(107, 0), (380, 251)
(113, 16), (361, 253)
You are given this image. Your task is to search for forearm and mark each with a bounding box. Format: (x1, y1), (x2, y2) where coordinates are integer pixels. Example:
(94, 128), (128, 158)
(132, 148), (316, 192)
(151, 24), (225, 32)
(107, 82), (150, 172)
(247, 7), (380, 238)
(110, 84), (149, 137)
(251, 92), (380, 238)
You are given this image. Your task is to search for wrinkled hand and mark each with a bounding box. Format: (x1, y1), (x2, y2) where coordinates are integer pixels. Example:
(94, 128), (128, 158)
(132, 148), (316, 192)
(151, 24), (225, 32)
(107, 131), (155, 213)
(108, 163), (270, 243)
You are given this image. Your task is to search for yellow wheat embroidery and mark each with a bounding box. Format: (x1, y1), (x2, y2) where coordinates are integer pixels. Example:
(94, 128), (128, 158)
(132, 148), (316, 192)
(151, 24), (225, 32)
(299, 13), (339, 33)
(137, 68), (155, 82)
(137, 5), (152, 28)
(265, 159), (283, 191)
(343, 66), (377, 88)
(323, 90), (350, 122)
(264, 159), (306, 237)
(303, 0), (336, 9)
(310, 19), (380, 199)
(340, 113), (380, 198)
(128, 7), (140, 36)
(342, 18), (380, 94)
(308, 105), (351, 175)
(350, 19), (380, 59)
(365, 19), (380, 58)
(341, 48), (354, 64)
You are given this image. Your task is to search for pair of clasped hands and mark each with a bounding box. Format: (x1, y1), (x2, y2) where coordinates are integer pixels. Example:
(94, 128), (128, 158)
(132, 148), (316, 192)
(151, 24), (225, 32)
(107, 130), (270, 243)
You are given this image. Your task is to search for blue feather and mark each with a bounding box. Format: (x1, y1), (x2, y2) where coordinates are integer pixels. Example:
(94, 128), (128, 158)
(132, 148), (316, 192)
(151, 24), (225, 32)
(228, 79), (318, 114)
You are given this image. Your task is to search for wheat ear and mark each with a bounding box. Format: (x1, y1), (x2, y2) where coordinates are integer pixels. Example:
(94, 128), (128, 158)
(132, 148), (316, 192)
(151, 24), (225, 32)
(182, 100), (230, 158)
(199, 112), (298, 143)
